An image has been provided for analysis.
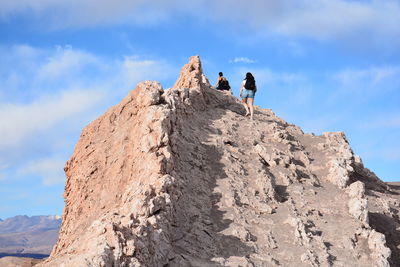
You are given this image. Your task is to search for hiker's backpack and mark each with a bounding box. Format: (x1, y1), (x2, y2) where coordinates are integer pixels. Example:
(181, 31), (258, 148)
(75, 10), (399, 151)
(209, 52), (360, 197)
(244, 79), (256, 90)
(219, 79), (231, 90)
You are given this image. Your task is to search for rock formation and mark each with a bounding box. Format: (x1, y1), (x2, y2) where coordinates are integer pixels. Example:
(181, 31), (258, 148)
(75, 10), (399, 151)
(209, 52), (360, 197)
(39, 56), (400, 267)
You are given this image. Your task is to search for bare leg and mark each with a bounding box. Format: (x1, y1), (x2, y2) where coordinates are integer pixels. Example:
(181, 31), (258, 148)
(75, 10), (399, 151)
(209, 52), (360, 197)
(248, 98), (254, 120)
(242, 98), (250, 116)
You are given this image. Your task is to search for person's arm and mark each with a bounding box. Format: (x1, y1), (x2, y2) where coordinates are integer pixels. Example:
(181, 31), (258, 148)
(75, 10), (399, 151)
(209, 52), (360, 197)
(240, 80), (244, 95)
(215, 77), (221, 87)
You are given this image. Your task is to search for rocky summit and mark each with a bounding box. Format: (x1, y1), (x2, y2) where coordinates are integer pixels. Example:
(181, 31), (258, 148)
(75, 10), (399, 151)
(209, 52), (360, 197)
(39, 56), (400, 267)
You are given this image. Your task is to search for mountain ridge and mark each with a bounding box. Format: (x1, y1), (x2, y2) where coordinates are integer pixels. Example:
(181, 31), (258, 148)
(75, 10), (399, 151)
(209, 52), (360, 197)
(0, 215), (61, 255)
(0, 215), (61, 234)
(38, 56), (400, 267)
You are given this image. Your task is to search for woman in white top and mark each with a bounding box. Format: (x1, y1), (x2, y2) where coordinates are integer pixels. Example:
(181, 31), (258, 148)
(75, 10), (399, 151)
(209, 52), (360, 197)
(240, 72), (257, 120)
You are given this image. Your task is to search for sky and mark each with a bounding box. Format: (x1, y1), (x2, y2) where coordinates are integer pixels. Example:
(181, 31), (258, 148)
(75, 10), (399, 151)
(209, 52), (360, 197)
(0, 0), (399, 219)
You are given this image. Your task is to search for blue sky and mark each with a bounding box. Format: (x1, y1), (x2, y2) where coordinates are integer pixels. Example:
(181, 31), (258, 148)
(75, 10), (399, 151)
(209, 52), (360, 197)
(0, 0), (399, 219)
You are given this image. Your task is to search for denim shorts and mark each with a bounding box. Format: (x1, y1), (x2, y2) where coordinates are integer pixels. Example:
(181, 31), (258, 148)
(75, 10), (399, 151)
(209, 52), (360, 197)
(241, 89), (255, 99)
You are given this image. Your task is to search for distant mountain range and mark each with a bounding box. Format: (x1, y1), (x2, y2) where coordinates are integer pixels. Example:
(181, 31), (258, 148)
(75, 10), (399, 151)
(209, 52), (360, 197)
(0, 215), (61, 256)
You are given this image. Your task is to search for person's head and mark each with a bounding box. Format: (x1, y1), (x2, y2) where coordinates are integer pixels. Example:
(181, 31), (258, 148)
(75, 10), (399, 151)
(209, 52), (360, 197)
(246, 72), (254, 80)
(219, 72), (223, 77)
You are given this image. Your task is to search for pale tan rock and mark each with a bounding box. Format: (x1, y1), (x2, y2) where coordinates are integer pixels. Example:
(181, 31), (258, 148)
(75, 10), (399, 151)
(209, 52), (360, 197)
(347, 181), (369, 225)
(38, 56), (400, 267)
(172, 55), (210, 91)
(265, 230), (278, 249)
(348, 180), (365, 198)
(323, 132), (354, 188)
(367, 229), (391, 267)
(300, 251), (319, 267)
(255, 144), (277, 167)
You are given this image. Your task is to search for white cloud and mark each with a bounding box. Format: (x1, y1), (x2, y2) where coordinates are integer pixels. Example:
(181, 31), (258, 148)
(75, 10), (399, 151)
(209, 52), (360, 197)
(0, 44), (177, 185)
(334, 66), (400, 87)
(1, 0), (399, 44)
(116, 56), (177, 89)
(11, 44), (41, 58)
(37, 47), (105, 82)
(214, 0), (400, 42)
(327, 66), (400, 106)
(19, 157), (66, 186)
(0, 44), (176, 150)
(0, 0), (184, 28)
(230, 57), (256, 64)
(0, 89), (104, 149)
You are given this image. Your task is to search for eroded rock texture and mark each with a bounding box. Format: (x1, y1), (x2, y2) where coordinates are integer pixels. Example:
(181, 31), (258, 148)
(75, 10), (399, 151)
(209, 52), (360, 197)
(39, 56), (400, 267)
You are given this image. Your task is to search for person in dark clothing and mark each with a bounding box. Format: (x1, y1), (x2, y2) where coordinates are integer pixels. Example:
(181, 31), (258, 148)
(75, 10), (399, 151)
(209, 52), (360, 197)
(216, 72), (231, 91)
(240, 72), (257, 120)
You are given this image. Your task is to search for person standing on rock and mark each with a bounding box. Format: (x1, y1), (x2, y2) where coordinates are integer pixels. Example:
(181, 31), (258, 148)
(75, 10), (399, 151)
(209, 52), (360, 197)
(240, 72), (257, 120)
(216, 72), (231, 91)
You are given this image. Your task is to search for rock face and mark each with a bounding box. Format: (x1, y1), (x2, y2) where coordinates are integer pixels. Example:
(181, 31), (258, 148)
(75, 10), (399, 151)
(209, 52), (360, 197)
(39, 56), (400, 266)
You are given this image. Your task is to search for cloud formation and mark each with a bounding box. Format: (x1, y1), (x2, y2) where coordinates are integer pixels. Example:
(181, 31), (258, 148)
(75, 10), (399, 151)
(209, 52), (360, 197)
(1, 0), (399, 44)
(334, 66), (400, 88)
(0, 44), (176, 184)
(37, 48), (104, 82)
(228, 0), (400, 41)
(0, 45), (175, 148)
(0, 89), (104, 149)
(230, 57), (256, 64)
(20, 157), (66, 186)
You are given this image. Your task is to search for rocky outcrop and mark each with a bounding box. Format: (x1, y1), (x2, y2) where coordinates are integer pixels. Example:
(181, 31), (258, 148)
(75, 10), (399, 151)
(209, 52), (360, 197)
(39, 56), (400, 266)
(367, 229), (391, 267)
(347, 181), (369, 225)
(322, 132), (354, 188)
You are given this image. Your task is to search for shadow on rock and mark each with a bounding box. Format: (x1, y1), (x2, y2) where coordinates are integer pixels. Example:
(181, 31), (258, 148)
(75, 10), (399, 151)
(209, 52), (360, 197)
(369, 212), (400, 266)
(169, 100), (254, 266)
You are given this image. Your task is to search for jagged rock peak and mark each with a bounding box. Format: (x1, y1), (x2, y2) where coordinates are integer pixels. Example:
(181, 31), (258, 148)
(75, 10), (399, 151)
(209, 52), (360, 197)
(37, 56), (400, 267)
(172, 55), (211, 90)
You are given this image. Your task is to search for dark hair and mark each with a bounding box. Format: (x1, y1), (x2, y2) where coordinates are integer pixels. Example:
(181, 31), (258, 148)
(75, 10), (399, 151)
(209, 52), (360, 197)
(219, 72), (223, 77)
(245, 72), (254, 81)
